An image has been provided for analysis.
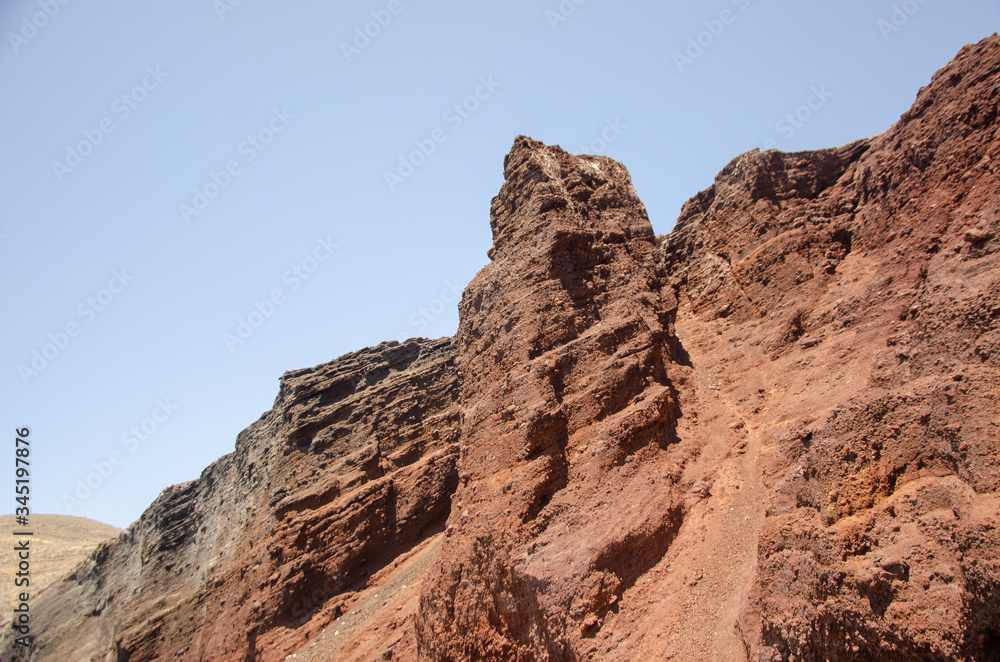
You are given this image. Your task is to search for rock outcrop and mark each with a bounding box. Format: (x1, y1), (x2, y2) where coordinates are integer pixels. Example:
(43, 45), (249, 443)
(7, 35), (1000, 662)
(415, 36), (1000, 661)
(4, 339), (460, 661)
(661, 35), (1000, 661)
(416, 137), (690, 660)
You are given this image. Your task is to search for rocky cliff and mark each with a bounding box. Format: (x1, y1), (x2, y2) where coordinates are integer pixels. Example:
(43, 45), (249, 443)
(7, 35), (1000, 662)
(4, 339), (460, 661)
(416, 135), (688, 661)
(661, 35), (1000, 661)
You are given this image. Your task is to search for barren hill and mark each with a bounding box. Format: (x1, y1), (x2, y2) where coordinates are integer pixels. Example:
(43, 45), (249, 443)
(0, 515), (119, 629)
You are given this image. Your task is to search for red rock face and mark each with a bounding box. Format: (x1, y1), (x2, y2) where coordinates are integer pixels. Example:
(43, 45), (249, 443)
(660, 36), (1000, 661)
(7, 36), (1000, 662)
(416, 36), (1000, 662)
(416, 137), (688, 660)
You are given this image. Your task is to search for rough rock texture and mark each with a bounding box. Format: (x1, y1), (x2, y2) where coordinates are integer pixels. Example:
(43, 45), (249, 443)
(660, 35), (1000, 661)
(7, 35), (1000, 662)
(416, 136), (691, 660)
(415, 35), (1000, 661)
(2, 339), (460, 662)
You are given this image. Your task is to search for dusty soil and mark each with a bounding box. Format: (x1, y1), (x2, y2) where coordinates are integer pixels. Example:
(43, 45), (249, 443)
(293, 531), (444, 662)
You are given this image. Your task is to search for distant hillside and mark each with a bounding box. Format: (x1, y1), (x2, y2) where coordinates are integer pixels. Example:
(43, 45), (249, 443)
(0, 515), (120, 627)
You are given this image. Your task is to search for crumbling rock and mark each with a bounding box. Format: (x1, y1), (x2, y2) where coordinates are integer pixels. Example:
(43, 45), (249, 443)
(663, 34), (1000, 661)
(416, 137), (689, 661)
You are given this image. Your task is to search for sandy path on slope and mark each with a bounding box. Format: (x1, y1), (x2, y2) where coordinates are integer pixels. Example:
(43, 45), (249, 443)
(658, 312), (769, 662)
(290, 532), (443, 662)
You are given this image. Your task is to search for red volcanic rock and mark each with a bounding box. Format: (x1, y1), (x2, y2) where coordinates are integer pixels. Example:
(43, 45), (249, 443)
(661, 35), (1000, 661)
(7, 35), (1000, 662)
(416, 136), (689, 661)
(415, 35), (1000, 662)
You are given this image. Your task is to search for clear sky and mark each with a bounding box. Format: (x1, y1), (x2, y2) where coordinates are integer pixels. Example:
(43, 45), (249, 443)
(2, 0), (997, 529)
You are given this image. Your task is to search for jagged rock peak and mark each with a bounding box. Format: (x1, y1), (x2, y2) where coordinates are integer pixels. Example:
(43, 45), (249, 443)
(488, 136), (652, 259)
(418, 137), (683, 660)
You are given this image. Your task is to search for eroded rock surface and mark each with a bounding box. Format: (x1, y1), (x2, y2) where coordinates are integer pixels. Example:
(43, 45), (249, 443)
(661, 35), (1000, 661)
(4, 339), (460, 662)
(416, 137), (690, 661)
(7, 35), (1000, 662)
(415, 36), (1000, 662)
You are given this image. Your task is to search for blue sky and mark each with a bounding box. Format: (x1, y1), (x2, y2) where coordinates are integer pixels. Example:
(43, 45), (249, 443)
(2, 0), (997, 529)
